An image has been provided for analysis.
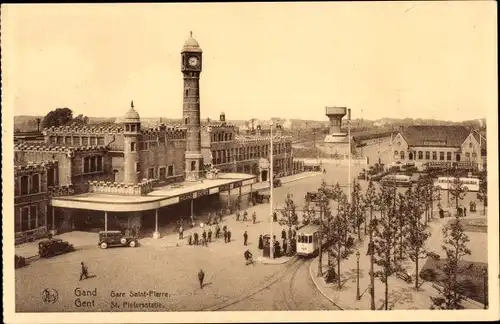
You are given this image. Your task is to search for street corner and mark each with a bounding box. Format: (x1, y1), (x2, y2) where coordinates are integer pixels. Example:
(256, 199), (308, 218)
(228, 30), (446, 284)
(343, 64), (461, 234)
(308, 257), (348, 310)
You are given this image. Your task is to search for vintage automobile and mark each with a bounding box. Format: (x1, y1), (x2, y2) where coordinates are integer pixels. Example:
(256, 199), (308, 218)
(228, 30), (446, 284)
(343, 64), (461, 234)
(253, 191), (271, 204)
(15, 255), (28, 269)
(273, 178), (282, 188)
(98, 230), (138, 249)
(38, 239), (75, 258)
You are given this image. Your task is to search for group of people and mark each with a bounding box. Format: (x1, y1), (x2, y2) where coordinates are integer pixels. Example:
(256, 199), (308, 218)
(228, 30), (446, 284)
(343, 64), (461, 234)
(438, 200), (478, 218)
(187, 223), (234, 246)
(256, 227), (298, 258)
(235, 210), (257, 224)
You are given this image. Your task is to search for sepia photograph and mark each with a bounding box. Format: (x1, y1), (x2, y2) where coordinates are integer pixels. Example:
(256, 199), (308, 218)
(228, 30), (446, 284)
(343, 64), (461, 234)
(1, 2), (498, 323)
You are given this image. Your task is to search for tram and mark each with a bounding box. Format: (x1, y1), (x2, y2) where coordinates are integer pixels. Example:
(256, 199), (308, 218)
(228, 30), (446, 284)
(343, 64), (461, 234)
(296, 224), (322, 257)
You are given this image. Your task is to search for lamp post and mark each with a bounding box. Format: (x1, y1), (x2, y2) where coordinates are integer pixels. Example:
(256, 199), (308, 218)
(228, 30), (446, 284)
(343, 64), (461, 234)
(269, 120), (275, 259)
(356, 250), (361, 300)
(316, 193), (324, 277)
(347, 109), (352, 203)
(482, 268), (488, 309)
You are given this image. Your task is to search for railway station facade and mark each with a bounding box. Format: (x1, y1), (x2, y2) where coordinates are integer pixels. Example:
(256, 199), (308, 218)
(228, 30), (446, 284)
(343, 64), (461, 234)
(13, 33), (304, 242)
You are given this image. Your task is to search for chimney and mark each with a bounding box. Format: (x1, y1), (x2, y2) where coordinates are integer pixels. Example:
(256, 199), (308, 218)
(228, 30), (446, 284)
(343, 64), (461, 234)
(36, 118), (41, 132)
(256, 125), (262, 137)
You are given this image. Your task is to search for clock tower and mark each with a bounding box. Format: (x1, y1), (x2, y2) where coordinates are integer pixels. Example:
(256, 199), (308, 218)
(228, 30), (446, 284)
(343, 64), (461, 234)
(181, 31), (204, 181)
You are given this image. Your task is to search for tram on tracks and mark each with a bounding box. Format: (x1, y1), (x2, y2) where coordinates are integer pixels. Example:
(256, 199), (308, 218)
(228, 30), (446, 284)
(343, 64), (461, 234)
(296, 224), (326, 257)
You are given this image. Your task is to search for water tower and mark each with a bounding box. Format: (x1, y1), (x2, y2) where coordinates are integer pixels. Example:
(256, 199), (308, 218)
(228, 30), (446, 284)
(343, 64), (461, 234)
(324, 106), (351, 157)
(325, 106), (347, 142)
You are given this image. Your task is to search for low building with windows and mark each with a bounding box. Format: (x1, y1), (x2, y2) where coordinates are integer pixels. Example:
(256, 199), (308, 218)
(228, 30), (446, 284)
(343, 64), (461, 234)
(391, 125), (486, 171)
(14, 161), (58, 244)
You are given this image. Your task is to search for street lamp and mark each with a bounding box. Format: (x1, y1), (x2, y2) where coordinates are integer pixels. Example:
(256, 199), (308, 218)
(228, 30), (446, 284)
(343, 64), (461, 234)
(482, 268), (488, 309)
(347, 109), (352, 203)
(316, 193), (325, 277)
(269, 120), (275, 259)
(356, 250), (361, 300)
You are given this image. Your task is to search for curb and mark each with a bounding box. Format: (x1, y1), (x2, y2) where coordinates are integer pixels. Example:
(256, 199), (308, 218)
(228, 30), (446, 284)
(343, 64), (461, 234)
(308, 258), (346, 310)
(256, 256), (295, 265)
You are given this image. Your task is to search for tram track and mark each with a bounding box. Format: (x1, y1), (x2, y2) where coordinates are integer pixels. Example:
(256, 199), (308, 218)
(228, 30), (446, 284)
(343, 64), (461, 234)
(200, 257), (306, 311)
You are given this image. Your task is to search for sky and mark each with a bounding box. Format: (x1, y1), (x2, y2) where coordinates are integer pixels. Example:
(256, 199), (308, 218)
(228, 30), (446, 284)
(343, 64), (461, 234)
(2, 2), (497, 122)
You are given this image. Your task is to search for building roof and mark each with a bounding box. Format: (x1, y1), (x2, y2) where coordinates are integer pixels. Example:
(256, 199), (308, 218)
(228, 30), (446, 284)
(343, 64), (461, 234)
(181, 32), (203, 53)
(400, 125), (471, 148)
(123, 101), (141, 123)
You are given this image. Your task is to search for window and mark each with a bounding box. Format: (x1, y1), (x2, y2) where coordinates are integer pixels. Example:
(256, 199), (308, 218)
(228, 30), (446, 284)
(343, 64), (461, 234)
(465, 152), (470, 161)
(394, 151), (399, 158)
(131, 142), (136, 151)
(225, 133), (228, 141)
(135, 162), (140, 172)
(167, 165), (174, 177)
(57, 136), (64, 144)
(184, 117), (188, 125)
(418, 151), (423, 160)
(469, 143), (473, 148)
(83, 157), (90, 173)
(148, 168), (155, 179)
(73, 137), (81, 146)
(400, 151), (405, 160)
(98, 137), (105, 145)
(131, 125), (136, 132)
(21, 207), (29, 231)
(472, 153), (477, 161)
(96, 156), (103, 171)
(20, 176), (29, 195)
(30, 205), (37, 229)
(65, 137), (72, 145)
(425, 151), (430, 160)
(432, 152), (437, 160)
(191, 161), (196, 171)
(50, 137), (57, 144)
(447, 152), (452, 161)
(439, 152), (445, 161)
(15, 208), (21, 232)
(47, 168), (55, 187)
(185, 89), (189, 97)
(31, 174), (40, 193)
(90, 156), (97, 172)
(82, 137), (89, 145)
(90, 137), (97, 145)
(159, 167), (166, 180)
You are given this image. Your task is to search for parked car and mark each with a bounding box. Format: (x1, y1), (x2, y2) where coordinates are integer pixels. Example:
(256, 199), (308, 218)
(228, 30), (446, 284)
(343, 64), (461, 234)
(15, 255), (27, 269)
(305, 191), (320, 202)
(253, 191), (271, 204)
(38, 239), (75, 258)
(273, 178), (282, 188)
(98, 230), (138, 249)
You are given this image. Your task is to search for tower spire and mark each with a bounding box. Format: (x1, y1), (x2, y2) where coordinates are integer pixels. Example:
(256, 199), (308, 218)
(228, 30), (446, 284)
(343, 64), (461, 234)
(131, 100), (134, 108)
(190, 30), (193, 37)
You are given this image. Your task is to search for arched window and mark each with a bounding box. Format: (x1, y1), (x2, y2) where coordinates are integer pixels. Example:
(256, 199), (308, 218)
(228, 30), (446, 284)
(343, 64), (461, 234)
(400, 151), (405, 160)
(394, 151), (399, 158)
(185, 89), (189, 97)
(184, 118), (188, 125)
(465, 152), (470, 161)
(191, 161), (196, 171)
(418, 151), (423, 160)
(131, 142), (136, 152)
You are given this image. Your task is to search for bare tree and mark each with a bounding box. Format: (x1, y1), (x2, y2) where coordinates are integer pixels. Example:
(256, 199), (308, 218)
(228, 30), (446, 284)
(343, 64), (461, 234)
(363, 181), (378, 310)
(278, 193), (299, 255)
(430, 214), (471, 309)
(403, 187), (430, 289)
(477, 171), (487, 215)
(363, 181), (377, 234)
(373, 184), (400, 310)
(349, 180), (365, 240)
(449, 171), (468, 211)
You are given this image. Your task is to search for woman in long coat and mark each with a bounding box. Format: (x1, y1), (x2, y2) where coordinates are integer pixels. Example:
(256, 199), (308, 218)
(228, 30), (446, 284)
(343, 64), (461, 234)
(258, 235), (264, 249)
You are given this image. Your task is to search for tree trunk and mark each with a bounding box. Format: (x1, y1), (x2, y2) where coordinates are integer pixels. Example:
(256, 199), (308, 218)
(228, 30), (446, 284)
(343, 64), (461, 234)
(357, 222), (361, 241)
(370, 230), (375, 310)
(364, 211), (367, 235)
(415, 252), (419, 290)
(337, 246), (342, 289)
(385, 273), (389, 310)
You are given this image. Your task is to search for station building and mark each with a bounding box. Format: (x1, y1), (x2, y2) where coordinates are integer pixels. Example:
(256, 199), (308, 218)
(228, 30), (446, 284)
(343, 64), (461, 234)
(391, 125), (486, 171)
(13, 33), (303, 242)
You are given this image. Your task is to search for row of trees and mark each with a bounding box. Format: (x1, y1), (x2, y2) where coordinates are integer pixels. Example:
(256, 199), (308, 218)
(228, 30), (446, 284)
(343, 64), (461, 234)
(42, 108), (89, 129)
(279, 169), (476, 310)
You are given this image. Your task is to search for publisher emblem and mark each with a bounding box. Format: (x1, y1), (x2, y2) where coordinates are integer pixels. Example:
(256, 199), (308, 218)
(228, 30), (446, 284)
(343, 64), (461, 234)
(42, 288), (58, 304)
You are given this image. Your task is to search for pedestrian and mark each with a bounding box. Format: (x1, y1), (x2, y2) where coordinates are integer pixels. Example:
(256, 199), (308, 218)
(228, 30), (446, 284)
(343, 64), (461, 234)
(281, 229), (286, 241)
(188, 234), (193, 245)
(439, 208), (444, 219)
(179, 225), (184, 240)
(258, 235), (263, 249)
(463, 206), (467, 217)
(224, 230), (228, 243)
(202, 230), (207, 243)
(198, 269), (205, 289)
(243, 231), (248, 246)
(227, 230), (232, 243)
(288, 228), (292, 241)
(252, 212), (257, 224)
(194, 232), (199, 245)
(223, 225), (227, 233)
(208, 228), (212, 242)
(273, 212), (278, 222)
(283, 239), (288, 255)
(243, 210), (248, 221)
(236, 210), (240, 221)
(292, 229), (297, 239)
(219, 211), (223, 223)
(79, 262), (89, 281)
(215, 225), (220, 239)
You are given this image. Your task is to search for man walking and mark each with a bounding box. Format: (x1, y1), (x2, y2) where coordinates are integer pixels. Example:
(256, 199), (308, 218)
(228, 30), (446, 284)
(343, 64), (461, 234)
(243, 231), (248, 246)
(208, 228), (212, 243)
(224, 230), (228, 243)
(79, 262), (89, 281)
(236, 210), (240, 221)
(243, 210), (248, 222)
(198, 269), (205, 289)
(179, 225), (184, 240)
(252, 212), (257, 224)
(227, 230), (232, 243)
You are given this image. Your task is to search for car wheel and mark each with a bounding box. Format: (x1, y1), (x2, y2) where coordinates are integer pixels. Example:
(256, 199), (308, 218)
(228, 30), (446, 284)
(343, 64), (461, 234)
(100, 242), (108, 249)
(129, 240), (136, 248)
(120, 238), (127, 245)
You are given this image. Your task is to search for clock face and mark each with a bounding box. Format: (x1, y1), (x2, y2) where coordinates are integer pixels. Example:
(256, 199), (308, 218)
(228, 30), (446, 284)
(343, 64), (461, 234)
(188, 56), (199, 67)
